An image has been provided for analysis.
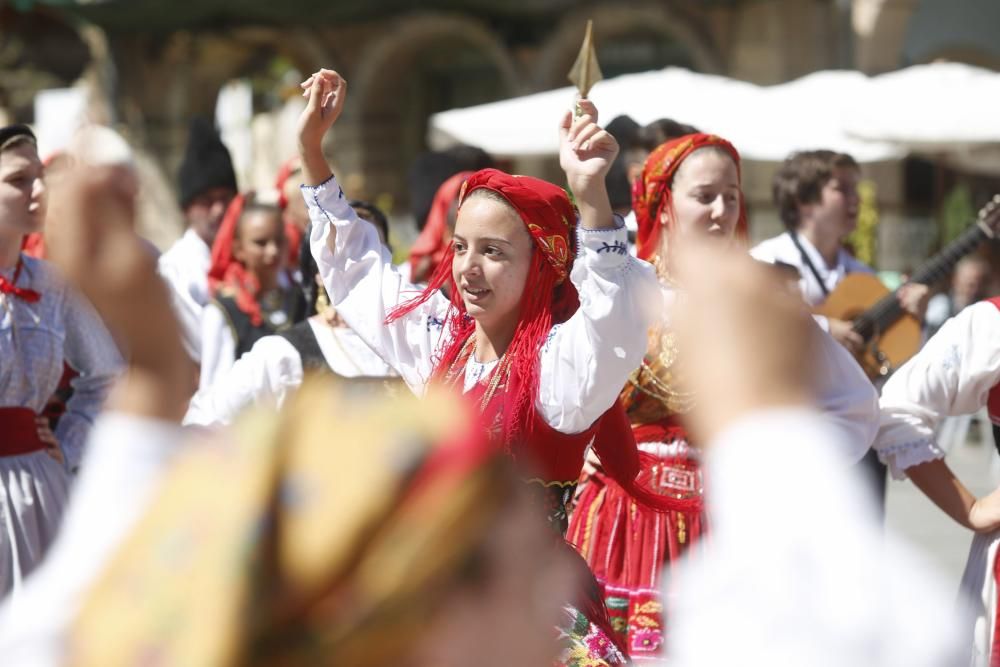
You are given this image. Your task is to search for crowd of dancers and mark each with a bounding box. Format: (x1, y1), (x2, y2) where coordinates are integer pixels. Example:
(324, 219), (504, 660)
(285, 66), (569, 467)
(0, 67), (999, 665)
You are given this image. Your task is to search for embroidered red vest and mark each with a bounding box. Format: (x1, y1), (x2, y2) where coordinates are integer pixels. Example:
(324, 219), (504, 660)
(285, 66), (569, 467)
(464, 375), (598, 487)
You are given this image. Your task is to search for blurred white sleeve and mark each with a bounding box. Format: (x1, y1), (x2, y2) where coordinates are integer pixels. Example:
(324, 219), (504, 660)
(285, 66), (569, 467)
(184, 335), (304, 428)
(669, 408), (963, 667)
(812, 324), (880, 463)
(0, 413), (183, 667)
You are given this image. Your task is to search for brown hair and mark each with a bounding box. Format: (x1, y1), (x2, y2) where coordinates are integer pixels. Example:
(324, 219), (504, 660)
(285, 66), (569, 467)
(773, 150), (858, 230)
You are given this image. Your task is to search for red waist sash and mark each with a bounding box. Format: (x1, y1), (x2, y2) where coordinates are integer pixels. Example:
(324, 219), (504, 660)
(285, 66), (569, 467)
(0, 407), (46, 457)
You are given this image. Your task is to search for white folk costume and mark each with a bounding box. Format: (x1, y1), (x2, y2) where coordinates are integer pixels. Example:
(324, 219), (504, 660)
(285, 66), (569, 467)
(0, 254), (122, 600)
(567, 134), (880, 661)
(876, 297), (1000, 666)
(306, 171), (658, 467)
(159, 117), (239, 363)
(158, 228), (211, 362)
(309, 167), (673, 665)
(185, 317), (398, 427)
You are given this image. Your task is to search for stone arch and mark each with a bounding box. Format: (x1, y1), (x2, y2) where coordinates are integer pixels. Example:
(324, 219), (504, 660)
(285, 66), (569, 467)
(534, 5), (723, 92)
(341, 12), (522, 217)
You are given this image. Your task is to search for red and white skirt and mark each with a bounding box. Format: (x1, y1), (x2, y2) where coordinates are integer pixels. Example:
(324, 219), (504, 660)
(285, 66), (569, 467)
(566, 440), (704, 663)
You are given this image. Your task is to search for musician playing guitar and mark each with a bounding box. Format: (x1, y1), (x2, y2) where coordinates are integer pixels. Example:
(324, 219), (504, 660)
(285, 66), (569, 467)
(752, 150), (929, 513)
(752, 150), (930, 351)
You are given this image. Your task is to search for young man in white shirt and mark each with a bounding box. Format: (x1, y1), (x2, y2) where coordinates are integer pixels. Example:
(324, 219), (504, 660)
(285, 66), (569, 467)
(157, 118), (237, 364)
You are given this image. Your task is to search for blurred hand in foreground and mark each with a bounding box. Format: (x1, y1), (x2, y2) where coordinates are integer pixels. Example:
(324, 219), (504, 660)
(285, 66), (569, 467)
(46, 166), (192, 421)
(672, 241), (818, 445)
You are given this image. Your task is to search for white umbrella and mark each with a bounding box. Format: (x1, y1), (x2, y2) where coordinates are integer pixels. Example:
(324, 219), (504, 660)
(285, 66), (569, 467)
(842, 62), (1000, 150)
(430, 62), (1000, 165)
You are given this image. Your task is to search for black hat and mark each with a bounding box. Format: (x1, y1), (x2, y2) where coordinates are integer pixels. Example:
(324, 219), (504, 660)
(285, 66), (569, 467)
(0, 124), (37, 151)
(178, 117), (237, 208)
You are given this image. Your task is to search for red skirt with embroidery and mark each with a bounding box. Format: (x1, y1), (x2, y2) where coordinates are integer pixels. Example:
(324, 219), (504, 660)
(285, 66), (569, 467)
(566, 442), (704, 663)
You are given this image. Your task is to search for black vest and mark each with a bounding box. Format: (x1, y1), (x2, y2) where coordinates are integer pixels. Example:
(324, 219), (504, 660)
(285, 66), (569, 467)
(214, 288), (305, 359)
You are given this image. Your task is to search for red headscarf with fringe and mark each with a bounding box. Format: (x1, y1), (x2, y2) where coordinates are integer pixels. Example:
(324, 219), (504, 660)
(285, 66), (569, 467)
(207, 193), (269, 326)
(633, 133), (748, 261)
(388, 168), (699, 516)
(407, 171), (472, 283)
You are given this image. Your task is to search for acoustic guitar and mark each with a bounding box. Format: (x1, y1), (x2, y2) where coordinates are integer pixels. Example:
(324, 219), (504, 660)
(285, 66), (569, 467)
(815, 195), (1000, 380)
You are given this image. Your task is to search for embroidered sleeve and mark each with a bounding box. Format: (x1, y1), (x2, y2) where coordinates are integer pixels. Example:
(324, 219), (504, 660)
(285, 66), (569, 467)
(304, 175), (450, 394)
(536, 219), (661, 434)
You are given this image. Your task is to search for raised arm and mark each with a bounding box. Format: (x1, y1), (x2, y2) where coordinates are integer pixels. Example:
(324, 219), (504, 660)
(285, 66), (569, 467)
(297, 69), (450, 393)
(536, 100), (660, 433)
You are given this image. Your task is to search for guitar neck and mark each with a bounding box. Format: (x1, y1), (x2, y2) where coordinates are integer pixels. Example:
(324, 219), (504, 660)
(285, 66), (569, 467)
(852, 224), (988, 340)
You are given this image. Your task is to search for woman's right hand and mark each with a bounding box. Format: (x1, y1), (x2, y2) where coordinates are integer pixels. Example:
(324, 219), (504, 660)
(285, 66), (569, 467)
(297, 69), (346, 185)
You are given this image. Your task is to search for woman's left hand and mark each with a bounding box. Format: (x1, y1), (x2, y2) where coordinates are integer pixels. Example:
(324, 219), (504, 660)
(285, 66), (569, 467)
(36, 417), (64, 465)
(558, 99), (618, 193)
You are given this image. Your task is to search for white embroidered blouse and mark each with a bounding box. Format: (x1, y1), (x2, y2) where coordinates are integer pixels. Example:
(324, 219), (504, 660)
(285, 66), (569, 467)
(304, 174), (660, 435)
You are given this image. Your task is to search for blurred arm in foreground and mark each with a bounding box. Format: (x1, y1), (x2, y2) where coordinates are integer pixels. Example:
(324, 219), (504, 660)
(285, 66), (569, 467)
(667, 241), (962, 666)
(0, 168), (584, 667)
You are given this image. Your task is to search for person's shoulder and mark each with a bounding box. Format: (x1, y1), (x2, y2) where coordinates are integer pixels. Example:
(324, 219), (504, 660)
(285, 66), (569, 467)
(749, 232), (794, 261)
(968, 298), (1000, 322)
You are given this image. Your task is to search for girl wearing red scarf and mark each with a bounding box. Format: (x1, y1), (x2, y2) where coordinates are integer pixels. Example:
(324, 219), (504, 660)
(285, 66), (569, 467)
(199, 191), (305, 390)
(297, 70), (689, 664)
(566, 133), (748, 662)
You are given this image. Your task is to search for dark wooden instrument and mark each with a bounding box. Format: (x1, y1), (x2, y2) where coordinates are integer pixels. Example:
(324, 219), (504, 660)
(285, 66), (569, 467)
(815, 195), (1000, 379)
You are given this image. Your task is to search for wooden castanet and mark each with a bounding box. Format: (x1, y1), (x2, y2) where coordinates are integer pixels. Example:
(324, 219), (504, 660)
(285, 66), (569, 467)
(814, 273), (922, 379)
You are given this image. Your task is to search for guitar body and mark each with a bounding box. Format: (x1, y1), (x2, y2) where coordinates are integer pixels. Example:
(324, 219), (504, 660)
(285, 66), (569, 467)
(814, 273), (922, 379)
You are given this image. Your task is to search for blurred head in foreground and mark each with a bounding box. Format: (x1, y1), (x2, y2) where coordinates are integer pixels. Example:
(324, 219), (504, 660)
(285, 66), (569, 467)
(71, 381), (578, 667)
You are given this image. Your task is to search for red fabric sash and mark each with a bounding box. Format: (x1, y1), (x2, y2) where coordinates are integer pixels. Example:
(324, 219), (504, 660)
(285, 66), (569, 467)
(0, 407), (46, 457)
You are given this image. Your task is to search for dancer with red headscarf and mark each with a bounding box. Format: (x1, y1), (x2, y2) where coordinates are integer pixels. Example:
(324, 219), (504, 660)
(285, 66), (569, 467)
(566, 133), (882, 663)
(297, 68), (692, 665)
(199, 191), (305, 390)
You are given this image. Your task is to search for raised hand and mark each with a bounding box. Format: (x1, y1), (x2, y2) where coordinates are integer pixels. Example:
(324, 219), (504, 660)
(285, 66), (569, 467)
(297, 69), (346, 186)
(558, 99), (618, 189)
(671, 240), (817, 445)
(558, 99), (618, 230)
(46, 166), (193, 420)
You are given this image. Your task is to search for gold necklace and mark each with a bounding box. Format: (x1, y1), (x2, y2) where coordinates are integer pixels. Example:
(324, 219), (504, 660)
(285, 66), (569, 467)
(444, 336), (509, 413)
(627, 329), (696, 414)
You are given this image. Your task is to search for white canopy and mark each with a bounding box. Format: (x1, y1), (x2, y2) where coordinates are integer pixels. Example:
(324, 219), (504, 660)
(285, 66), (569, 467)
(429, 63), (1000, 168)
